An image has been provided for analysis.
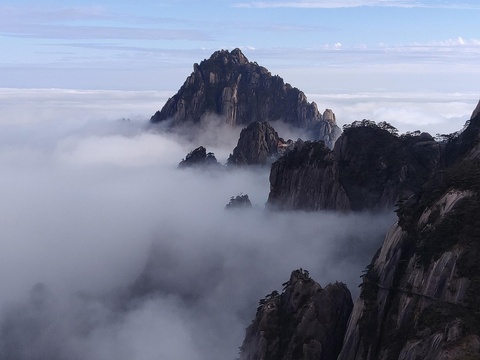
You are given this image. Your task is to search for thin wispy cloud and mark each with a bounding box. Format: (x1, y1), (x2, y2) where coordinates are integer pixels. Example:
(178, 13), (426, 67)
(425, 36), (480, 47)
(0, 5), (109, 22)
(1, 24), (212, 41)
(0, 5), (212, 41)
(234, 0), (480, 9)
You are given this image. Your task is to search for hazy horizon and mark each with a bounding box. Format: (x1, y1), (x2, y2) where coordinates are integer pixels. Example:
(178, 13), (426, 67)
(1, 1), (479, 94)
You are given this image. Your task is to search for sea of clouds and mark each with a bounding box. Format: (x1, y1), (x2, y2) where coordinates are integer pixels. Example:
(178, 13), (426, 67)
(0, 88), (476, 359)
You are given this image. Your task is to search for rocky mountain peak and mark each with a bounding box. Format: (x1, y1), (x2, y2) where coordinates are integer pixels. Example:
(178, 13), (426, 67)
(323, 109), (336, 125)
(225, 194), (252, 209)
(150, 49), (342, 146)
(228, 121), (286, 166)
(208, 48), (250, 66)
(471, 99), (480, 120)
(178, 146), (220, 168)
(239, 269), (353, 360)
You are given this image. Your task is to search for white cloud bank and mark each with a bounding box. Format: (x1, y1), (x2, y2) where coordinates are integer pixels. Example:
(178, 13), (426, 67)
(0, 89), (398, 359)
(308, 91), (478, 135)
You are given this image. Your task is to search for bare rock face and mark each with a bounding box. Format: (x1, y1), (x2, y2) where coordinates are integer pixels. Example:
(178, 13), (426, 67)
(337, 111), (480, 360)
(178, 146), (220, 168)
(333, 122), (440, 211)
(444, 107), (480, 164)
(267, 140), (350, 211)
(338, 164), (480, 360)
(267, 121), (441, 212)
(256, 103), (480, 359)
(227, 121), (284, 166)
(471, 99), (480, 120)
(150, 48), (341, 146)
(239, 269), (353, 360)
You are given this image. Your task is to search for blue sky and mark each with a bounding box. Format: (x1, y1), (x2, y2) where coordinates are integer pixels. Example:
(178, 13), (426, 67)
(1, 0), (479, 93)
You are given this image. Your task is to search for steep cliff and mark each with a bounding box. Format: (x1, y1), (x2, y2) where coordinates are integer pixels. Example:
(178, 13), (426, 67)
(150, 48), (341, 146)
(240, 107), (480, 359)
(239, 269), (353, 360)
(267, 121), (441, 212)
(267, 140), (350, 211)
(227, 121), (285, 166)
(334, 122), (440, 211)
(338, 112), (480, 360)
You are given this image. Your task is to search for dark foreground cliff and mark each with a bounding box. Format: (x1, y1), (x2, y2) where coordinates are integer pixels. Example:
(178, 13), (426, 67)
(268, 121), (441, 212)
(336, 111), (480, 360)
(239, 107), (480, 359)
(239, 269), (353, 360)
(267, 140), (349, 211)
(339, 164), (480, 360)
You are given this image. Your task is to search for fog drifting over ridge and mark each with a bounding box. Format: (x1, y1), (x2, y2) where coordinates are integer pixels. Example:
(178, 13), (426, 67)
(1, 88), (476, 134)
(0, 88), (470, 359)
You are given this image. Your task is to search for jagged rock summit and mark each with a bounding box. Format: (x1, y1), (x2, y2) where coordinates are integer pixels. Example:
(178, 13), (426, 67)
(225, 194), (252, 209)
(150, 48), (341, 147)
(227, 121), (289, 166)
(178, 146), (220, 168)
(239, 269), (353, 360)
(338, 110), (480, 360)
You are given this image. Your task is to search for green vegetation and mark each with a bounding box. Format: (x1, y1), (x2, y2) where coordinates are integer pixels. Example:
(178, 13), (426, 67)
(358, 264), (381, 351)
(280, 141), (332, 168)
(342, 119), (399, 136)
(394, 159), (480, 338)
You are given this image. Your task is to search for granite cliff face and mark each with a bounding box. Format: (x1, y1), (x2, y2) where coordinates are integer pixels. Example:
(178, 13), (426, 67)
(239, 269), (353, 360)
(150, 48), (341, 147)
(239, 107), (480, 359)
(336, 111), (480, 360)
(268, 140), (350, 211)
(227, 121), (286, 166)
(268, 121), (441, 212)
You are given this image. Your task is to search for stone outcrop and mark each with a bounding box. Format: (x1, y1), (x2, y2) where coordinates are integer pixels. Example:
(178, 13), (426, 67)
(178, 146), (220, 168)
(470, 99), (480, 121)
(338, 170), (480, 359)
(225, 194), (252, 209)
(240, 103), (480, 359)
(337, 110), (480, 360)
(227, 121), (286, 166)
(268, 140), (350, 211)
(150, 48), (341, 147)
(239, 269), (353, 360)
(268, 121), (441, 211)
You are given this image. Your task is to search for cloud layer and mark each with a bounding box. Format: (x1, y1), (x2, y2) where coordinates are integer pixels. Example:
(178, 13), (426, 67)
(0, 94), (396, 359)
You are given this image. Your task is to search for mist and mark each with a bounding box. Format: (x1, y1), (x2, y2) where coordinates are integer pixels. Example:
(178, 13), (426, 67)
(0, 91), (397, 360)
